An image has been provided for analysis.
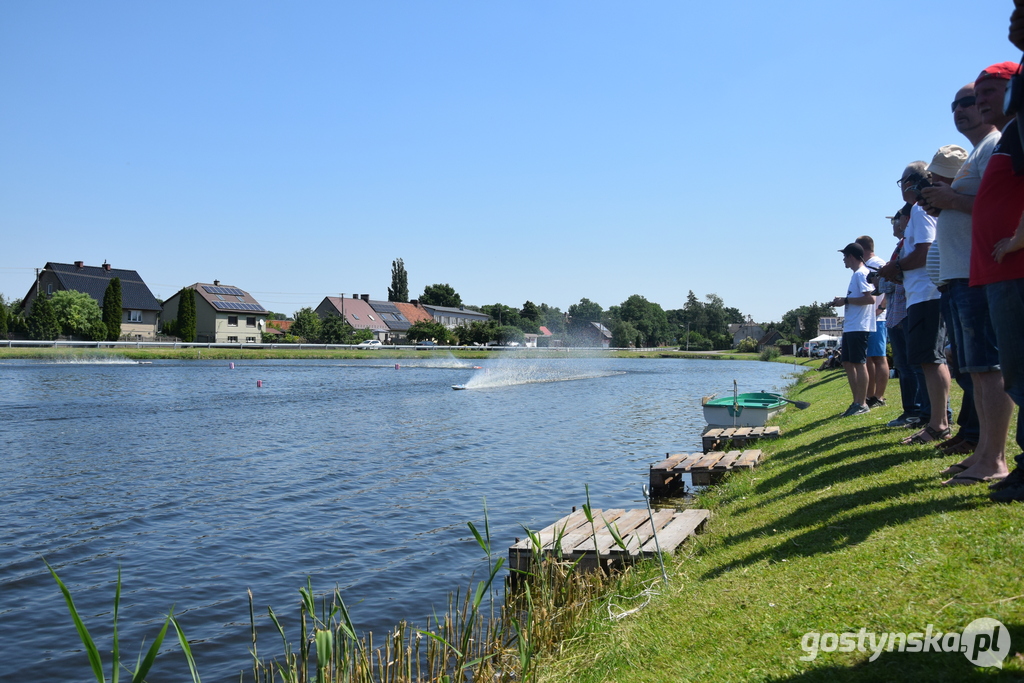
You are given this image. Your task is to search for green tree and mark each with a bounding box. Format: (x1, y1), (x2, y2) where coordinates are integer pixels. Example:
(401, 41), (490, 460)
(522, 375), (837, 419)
(291, 307), (322, 342)
(319, 314), (350, 344)
(520, 301), (539, 323)
(537, 303), (565, 335)
(618, 294), (670, 347)
(494, 325), (526, 345)
(27, 295), (60, 340)
(779, 302), (836, 342)
(0, 294), (8, 339)
(177, 287), (197, 343)
(51, 290), (104, 339)
(419, 283), (462, 308)
(388, 258), (409, 302)
(102, 277), (123, 341)
(611, 320), (639, 348)
(406, 320), (453, 344)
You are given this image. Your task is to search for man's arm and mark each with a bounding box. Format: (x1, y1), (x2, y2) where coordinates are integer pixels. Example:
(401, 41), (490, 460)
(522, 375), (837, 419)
(993, 210), (1024, 263)
(876, 241), (931, 280)
(920, 182), (976, 215)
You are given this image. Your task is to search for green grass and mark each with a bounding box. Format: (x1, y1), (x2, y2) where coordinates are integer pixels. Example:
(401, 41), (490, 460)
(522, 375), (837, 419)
(536, 369), (1024, 682)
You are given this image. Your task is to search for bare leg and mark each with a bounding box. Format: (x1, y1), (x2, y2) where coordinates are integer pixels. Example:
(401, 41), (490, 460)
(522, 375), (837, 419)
(945, 370), (1012, 483)
(920, 362), (950, 433)
(867, 356), (889, 399)
(843, 361), (869, 407)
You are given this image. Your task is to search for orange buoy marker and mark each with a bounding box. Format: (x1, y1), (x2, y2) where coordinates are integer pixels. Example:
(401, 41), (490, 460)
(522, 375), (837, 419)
(257, 380), (263, 388)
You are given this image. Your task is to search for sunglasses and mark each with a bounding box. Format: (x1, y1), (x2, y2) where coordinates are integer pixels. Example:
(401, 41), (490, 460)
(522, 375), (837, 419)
(951, 95), (976, 112)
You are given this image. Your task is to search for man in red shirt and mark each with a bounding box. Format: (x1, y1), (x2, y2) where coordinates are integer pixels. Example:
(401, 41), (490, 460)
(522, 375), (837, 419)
(969, 61), (1024, 501)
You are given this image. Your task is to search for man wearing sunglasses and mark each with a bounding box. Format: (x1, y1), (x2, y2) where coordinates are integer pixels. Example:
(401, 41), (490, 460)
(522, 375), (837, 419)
(917, 80), (1008, 487)
(966, 60), (1024, 501)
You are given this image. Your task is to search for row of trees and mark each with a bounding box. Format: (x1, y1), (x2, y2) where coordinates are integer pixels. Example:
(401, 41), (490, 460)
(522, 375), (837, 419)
(285, 308), (374, 344)
(0, 279), (126, 341)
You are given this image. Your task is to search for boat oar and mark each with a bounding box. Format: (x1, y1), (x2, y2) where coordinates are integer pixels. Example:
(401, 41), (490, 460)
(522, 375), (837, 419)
(765, 392), (811, 410)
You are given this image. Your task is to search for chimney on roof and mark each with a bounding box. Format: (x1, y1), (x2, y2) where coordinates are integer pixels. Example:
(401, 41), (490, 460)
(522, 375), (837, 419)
(361, 294), (369, 302)
(352, 293), (358, 299)
(74, 261), (84, 269)
(214, 279), (220, 286)
(102, 261), (111, 271)
(410, 299), (418, 305)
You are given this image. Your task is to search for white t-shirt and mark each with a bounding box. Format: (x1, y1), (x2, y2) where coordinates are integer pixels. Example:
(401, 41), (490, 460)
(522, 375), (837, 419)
(865, 255), (886, 322)
(843, 266), (875, 333)
(901, 204), (940, 306)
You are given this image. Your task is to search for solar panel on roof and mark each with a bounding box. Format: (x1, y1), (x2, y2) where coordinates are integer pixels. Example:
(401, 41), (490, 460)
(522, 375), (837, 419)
(203, 285), (245, 296)
(213, 301), (265, 311)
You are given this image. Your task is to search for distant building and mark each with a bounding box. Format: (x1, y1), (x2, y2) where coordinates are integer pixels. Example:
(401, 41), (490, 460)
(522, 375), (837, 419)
(418, 303), (489, 330)
(572, 321), (612, 348)
(394, 301), (433, 326)
(162, 281), (268, 343)
(316, 294), (390, 340)
(23, 261), (162, 340)
(366, 299), (413, 343)
(817, 317), (843, 338)
(729, 318), (764, 347)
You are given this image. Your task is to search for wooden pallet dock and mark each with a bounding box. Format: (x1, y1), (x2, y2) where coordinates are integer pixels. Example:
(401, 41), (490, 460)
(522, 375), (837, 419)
(649, 449), (764, 494)
(701, 426), (781, 453)
(508, 507), (709, 574)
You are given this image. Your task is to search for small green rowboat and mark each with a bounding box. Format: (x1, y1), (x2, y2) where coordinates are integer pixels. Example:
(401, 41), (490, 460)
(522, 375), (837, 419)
(702, 392), (787, 427)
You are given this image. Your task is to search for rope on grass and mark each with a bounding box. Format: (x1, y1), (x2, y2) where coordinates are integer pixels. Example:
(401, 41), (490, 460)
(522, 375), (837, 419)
(606, 579), (661, 621)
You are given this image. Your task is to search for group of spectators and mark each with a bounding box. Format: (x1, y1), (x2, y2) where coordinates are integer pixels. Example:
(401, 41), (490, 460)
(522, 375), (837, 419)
(831, 4), (1024, 503)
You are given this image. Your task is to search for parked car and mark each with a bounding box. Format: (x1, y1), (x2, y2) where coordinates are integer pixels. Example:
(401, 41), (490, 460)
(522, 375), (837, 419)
(415, 340), (436, 347)
(357, 340), (383, 348)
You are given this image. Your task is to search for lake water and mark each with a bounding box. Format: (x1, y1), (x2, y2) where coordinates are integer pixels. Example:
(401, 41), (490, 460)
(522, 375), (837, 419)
(0, 354), (800, 682)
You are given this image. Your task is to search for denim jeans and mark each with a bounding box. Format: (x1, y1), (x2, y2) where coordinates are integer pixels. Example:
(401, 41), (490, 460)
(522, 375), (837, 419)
(941, 288), (980, 442)
(888, 322), (923, 418)
(985, 278), (1024, 453)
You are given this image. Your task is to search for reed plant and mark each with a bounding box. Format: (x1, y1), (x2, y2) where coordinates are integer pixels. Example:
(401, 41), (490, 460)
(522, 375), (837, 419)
(45, 560), (200, 683)
(50, 496), (659, 683)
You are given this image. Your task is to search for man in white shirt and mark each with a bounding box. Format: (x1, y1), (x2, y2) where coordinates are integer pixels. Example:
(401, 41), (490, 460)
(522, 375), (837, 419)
(831, 243), (876, 416)
(877, 162), (951, 446)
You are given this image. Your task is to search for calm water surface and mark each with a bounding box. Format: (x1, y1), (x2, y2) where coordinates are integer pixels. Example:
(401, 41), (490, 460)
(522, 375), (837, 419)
(0, 354), (800, 681)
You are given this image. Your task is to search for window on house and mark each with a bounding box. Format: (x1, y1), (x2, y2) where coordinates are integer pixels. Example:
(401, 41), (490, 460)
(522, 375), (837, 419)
(47, 283), (53, 295)
(352, 314), (359, 320)
(236, 296), (245, 302)
(368, 314), (375, 321)
(216, 294), (225, 300)
(228, 316), (238, 326)
(227, 336), (238, 343)
(246, 317), (256, 327)
(246, 336), (256, 343)
(128, 310), (143, 323)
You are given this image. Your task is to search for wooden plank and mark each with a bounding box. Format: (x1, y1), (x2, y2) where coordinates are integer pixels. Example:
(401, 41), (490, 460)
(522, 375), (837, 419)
(560, 509), (625, 553)
(702, 427), (726, 438)
(593, 509), (654, 555)
(692, 451), (725, 470)
(672, 454), (704, 471)
(638, 509), (710, 554)
(651, 452), (689, 471)
(710, 451), (741, 471)
(509, 508), (590, 551)
(734, 449), (763, 469)
(613, 508), (676, 555)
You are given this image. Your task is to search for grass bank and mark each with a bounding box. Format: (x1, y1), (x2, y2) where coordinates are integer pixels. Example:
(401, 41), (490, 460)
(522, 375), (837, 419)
(537, 368), (1024, 682)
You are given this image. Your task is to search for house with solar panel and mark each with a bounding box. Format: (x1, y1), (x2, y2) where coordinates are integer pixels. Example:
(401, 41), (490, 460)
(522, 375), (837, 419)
(161, 281), (269, 343)
(365, 299), (412, 343)
(23, 261), (162, 340)
(315, 294), (391, 341)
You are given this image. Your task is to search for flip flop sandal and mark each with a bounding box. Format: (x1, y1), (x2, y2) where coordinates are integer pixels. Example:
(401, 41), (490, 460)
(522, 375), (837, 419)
(901, 424), (951, 446)
(940, 463), (969, 476)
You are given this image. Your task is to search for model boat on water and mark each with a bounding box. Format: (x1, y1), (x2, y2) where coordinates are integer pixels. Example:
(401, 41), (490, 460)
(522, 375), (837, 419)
(702, 391), (787, 427)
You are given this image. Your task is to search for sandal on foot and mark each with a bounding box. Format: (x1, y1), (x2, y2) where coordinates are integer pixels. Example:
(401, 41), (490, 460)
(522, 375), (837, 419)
(940, 463), (969, 476)
(901, 424), (951, 446)
(939, 439), (977, 456)
(942, 474), (1006, 487)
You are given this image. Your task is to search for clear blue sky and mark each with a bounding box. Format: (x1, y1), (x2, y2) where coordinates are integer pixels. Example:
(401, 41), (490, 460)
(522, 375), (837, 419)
(1, 1), (1017, 322)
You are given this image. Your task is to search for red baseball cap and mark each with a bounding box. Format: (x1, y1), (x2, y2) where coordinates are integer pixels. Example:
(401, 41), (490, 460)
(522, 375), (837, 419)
(976, 61), (1021, 84)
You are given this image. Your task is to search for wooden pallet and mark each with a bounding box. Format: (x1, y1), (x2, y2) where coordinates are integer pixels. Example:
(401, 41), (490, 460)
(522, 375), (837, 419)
(649, 449), (764, 494)
(701, 426), (781, 453)
(508, 507), (709, 574)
